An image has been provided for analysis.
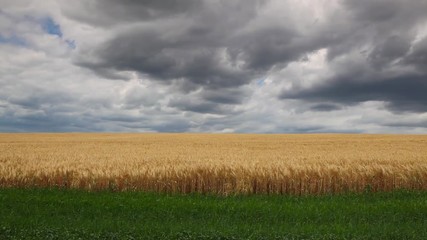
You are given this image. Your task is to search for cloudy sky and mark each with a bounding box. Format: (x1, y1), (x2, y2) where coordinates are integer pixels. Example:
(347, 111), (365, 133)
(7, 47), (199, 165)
(1, 0), (427, 133)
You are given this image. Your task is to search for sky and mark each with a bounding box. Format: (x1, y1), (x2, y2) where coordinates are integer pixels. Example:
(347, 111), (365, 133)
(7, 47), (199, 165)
(1, 0), (427, 133)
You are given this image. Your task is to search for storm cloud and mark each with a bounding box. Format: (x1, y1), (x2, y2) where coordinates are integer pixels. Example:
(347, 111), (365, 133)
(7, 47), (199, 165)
(71, 0), (310, 91)
(1, 0), (427, 132)
(279, 0), (427, 114)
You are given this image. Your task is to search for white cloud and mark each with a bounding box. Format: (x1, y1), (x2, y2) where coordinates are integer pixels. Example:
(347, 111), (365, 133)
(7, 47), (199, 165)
(1, 0), (427, 133)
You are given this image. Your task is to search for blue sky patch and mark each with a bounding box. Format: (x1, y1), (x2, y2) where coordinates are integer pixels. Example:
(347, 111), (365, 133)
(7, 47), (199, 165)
(0, 34), (26, 47)
(65, 39), (76, 49)
(41, 17), (62, 38)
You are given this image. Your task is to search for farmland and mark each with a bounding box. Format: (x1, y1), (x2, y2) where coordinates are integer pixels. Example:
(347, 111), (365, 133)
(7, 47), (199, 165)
(1, 188), (427, 240)
(1, 133), (427, 194)
(2, 133), (427, 239)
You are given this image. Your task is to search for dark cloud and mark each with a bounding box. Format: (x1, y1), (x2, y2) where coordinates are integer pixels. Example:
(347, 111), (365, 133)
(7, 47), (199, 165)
(201, 89), (247, 105)
(345, 0), (402, 23)
(2, 0), (427, 133)
(278, 0), (427, 115)
(310, 103), (343, 112)
(384, 120), (427, 129)
(99, 113), (192, 132)
(404, 36), (427, 71)
(167, 87), (248, 114)
(344, 0), (427, 24)
(368, 35), (411, 68)
(325, 0), (427, 61)
(169, 98), (234, 115)
(281, 74), (427, 113)
(0, 110), (96, 132)
(235, 27), (301, 70)
(7, 91), (73, 110)
(61, 0), (202, 27)
(73, 0), (330, 94)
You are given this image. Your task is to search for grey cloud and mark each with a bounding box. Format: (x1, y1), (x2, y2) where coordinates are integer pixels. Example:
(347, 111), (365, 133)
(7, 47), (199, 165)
(345, 0), (402, 23)
(61, 0), (202, 27)
(71, 0), (276, 116)
(73, 0), (427, 100)
(99, 112), (192, 132)
(326, 0), (427, 61)
(384, 120), (427, 129)
(149, 120), (192, 133)
(201, 114), (331, 133)
(3, 0), (427, 133)
(201, 89), (248, 105)
(73, 0), (331, 93)
(353, 113), (427, 130)
(8, 92), (74, 110)
(404, 36), (427, 71)
(167, 87), (249, 114)
(99, 114), (147, 123)
(345, 0), (427, 24)
(0, 110), (95, 132)
(77, 26), (251, 87)
(79, 64), (129, 80)
(368, 35), (411, 68)
(122, 87), (160, 109)
(169, 98), (230, 115)
(310, 103), (343, 112)
(281, 74), (427, 113)
(279, 0), (427, 114)
(235, 27), (300, 70)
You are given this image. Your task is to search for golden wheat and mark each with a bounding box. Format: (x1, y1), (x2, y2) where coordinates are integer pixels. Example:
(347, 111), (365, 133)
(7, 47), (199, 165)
(1, 133), (427, 195)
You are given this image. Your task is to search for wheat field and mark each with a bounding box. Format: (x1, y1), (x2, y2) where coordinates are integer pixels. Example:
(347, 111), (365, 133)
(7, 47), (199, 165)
(1, 133), (427, 195)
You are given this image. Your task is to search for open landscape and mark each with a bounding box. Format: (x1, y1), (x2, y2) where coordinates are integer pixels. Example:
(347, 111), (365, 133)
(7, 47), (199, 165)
(1, 133), (427, 239)
(1, 133), (427, 194)
(3, 0), (427, 238)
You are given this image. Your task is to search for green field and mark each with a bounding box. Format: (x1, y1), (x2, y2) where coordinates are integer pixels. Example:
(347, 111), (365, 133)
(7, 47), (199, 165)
(1, 189), (427, 239)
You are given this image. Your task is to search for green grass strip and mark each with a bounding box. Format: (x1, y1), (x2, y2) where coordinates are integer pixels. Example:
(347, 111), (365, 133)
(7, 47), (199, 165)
(1, 188), (427, 239)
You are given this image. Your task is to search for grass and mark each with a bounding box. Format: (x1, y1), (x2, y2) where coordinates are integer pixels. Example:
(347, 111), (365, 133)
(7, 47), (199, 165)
(1, 188), (427, 239)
